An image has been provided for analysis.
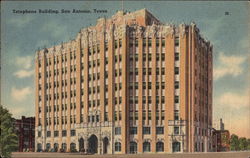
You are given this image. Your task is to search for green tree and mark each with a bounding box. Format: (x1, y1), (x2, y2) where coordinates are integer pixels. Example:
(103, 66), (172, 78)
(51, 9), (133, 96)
(239, 137), (248, 151)
(230, 134), (239, 151)
(247, 139), (250, 150)
(0, 105), (18, 158)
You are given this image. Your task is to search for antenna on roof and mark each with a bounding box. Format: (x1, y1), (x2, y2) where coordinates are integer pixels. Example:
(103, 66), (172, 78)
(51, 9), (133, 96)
(121, 0), (124, 12)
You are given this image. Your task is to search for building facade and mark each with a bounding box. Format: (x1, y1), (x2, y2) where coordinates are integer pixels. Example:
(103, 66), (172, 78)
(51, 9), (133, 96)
(35, 9), (213, 154)
(215, 130), (230, 152)
(14, 116), (35, 152)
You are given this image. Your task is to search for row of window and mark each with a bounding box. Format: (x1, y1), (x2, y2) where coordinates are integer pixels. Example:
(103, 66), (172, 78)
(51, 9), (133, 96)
(129, 38), (166, 48)
(38, 130), (76, 138)
(129, 111), (165, 121)
(129, 68), (165, 76)
(129, 53), (165, 62)
(129, 96), (165, 104)
(113, 127), (165, 135)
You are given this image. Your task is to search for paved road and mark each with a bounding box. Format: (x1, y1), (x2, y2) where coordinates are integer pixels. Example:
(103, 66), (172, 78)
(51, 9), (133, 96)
(12, 151), (250, 158)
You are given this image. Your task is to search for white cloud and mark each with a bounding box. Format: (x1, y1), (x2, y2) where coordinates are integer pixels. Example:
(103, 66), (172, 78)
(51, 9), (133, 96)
(8, 107), (26, 118)
(213, 90), (250, 137)
(11, 87), (32, 102)
(9, 15), (34, 28)
(216, 91), (249, 109)
(15, 56), (33, 69)
(214, 52), (246, 80)
(13, 69), (34, 78)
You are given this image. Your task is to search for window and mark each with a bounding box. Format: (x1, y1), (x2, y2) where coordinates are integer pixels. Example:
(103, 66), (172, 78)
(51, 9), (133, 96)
(54, 131), (59, 137)
(114, 112), (117, 121)
(174, 67), (179, 75)
(62, 130), (67, 137)
(105, 41), (108, 51)
(148, 38), (152, 47)
(130, 127), (137, 135)
(175, 52), (179, 61)
(143, 142), (151, 152)
(115, 142), (121, 152)
(175, 81), (179, 89)
(70, 143), (76, 152)
(46, 143), (51, 151)
(161, 54), (165, 61)
(38, 131), (41, 137)
(175, 96), (179, 103)
(130, 141), (137, 154)
(148, 54), (152, 61)
(143, 38), (146, 47)
(96, 115), (100, 122)
(115, 40), (118, 49)
(161, 111), (165, 120)
(148, 111), (151, 120)
(143, 127), (151, 134)
(135, 38), (138, 47)
(174, 126), (179, 135)
(135, 111), (138, 120)
(104, 112), (108, 121)
(174, 110), (179, 120)
(156, 127), (164, 134)
(143, 111), (146, 120)
(161, 68), (165, 75)
(62, 143), (67, 151)
(47, 131), (51, 137)
(156, 38), (159, 47)
(162, 39), (165, 47)
(115, 127), (121, 135)
(156, 142), (164, 152)
(70, 130), (76, 136)
(175, 37), (179, 46)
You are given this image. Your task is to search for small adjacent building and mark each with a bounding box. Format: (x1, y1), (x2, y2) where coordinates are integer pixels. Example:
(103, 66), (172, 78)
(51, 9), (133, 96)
(215, 130), (230, 152)
(212, 119), (230, 152)
(14, 116), (35, 152)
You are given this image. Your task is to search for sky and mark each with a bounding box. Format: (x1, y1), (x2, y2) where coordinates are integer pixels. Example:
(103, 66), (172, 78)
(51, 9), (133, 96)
(1, 1), (249, 138)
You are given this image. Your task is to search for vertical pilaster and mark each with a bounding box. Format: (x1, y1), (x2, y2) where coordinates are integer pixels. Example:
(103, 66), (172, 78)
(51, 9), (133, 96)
(66, 47), (71, 152)
(100, 29), (105, 122)
(108, 26), (114, 122)
(58, 50), (63, 150)
(41, 52), (46, 150)
(76, 38), (81, 124)
(138, 35), (143, 153)
(51, 55), (55, 149)
(164, 32), (175, 152)
(83, 33), (89, 123)
(151, 36), (156, 153)
(121, 26), (128, 154)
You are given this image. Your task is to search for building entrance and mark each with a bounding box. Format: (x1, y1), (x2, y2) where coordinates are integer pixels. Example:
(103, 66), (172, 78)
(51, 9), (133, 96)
(88, 135), (98, 154)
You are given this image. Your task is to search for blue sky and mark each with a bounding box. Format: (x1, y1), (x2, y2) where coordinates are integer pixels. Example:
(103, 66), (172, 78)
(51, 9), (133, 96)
(1, 1), (249, 137)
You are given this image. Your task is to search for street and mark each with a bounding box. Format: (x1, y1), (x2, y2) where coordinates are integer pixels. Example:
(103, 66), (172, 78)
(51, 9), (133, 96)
(12, 151), (250, 158)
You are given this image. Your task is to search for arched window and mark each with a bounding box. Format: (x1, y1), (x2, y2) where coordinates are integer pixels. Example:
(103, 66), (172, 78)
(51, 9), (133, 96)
(54, 143), (59, 152)
(62, 143), (67, 152)
(115, 142), (121, 152)
(156, 141), (164, 152)
(172, 141), (181, 152)
(37, 143), (42, 152)
(70, 143), (76, 152)
(130, 141), (137, 154)
(143, 142), (151, 152)
(46, 143), (51, 151)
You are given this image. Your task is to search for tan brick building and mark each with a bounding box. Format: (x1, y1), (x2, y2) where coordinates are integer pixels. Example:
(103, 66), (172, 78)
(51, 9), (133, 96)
(35, 9), (213, 154)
